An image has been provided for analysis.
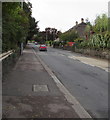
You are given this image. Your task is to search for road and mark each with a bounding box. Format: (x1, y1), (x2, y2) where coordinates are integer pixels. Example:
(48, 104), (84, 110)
(33, 44), (108, 118)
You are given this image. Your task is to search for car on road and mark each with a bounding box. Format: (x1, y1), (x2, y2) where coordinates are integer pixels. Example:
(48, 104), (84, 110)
(39, 44), (47, 51)
(35, 42), (38, 45)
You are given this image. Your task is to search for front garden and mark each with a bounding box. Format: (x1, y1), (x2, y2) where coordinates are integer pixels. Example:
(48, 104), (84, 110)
(53, 14), (110, 59)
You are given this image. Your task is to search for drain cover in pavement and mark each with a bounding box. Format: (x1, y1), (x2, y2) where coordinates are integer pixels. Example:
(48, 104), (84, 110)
(33, 85), (48, 92)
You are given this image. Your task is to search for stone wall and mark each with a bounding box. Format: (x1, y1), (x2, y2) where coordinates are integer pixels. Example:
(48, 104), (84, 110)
(74, 48), (109, 60)
(54, 46), (110, 60)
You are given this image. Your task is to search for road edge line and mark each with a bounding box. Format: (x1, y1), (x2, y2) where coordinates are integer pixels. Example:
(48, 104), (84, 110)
(32, 49), (92, 118)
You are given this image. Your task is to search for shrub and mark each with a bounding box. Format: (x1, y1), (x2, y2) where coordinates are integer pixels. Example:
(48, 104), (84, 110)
(76, 32), (110, 50)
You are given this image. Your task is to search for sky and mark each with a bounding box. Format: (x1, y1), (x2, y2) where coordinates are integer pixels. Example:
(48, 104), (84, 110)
(30, 0), (109, 32)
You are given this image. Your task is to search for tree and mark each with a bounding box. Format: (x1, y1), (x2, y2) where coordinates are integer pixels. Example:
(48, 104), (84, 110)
(93, 14), (108, 33)
(2, 2), (29, 52)
(2, 2), (39, 52)
(45, 27), (59, 41)
(60, 30), (79, 42)
(84, 20), (93, 40)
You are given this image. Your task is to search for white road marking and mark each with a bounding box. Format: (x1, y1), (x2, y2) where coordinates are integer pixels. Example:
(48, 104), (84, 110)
(33, 49), (92, 118)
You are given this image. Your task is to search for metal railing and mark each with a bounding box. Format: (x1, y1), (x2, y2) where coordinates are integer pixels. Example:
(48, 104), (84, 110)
(0, 50), (13, 61)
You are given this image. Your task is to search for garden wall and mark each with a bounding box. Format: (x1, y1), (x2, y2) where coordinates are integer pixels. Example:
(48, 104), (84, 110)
(74, 48), (109, 60)
(54, 46), (109, 60)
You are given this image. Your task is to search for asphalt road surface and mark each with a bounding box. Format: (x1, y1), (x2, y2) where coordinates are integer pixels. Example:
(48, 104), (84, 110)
(33, 44), (108, 118)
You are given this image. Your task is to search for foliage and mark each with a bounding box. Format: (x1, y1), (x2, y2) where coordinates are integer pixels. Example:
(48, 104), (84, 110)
(46, 41), (53, 45)
(93, 14), (108, 33)
(45, 28), (59, 41)
(60, 30), (79, 43)
(2, 2), (39, 53)
(26, 17), (39, 41)
(76, 13), (110, 50)
(53, 41), (61, 47)
(108, 18), (110, 31)
(77, 32), (110, 50)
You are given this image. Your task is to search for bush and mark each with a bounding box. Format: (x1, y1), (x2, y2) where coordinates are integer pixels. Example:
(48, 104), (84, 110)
(60, 30), (79, 42)
(76, 32), (110, 50)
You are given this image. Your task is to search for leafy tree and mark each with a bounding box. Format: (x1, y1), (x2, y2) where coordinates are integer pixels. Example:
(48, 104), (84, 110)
(93, 14), (108, 33)
(2, 2), (28, 52)
(60, 30), (79, 43)
(2, 2), (39, 52)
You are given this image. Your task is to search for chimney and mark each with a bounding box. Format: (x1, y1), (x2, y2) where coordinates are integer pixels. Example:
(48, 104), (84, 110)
(81, 18), (84, 23)
(76, 21), (78, 26)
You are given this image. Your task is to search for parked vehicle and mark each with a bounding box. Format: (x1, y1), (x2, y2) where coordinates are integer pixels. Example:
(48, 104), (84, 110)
(39, 44), (47, 51)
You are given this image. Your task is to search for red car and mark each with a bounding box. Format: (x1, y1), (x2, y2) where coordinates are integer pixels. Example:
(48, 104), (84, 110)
(39, 44), (47, 51)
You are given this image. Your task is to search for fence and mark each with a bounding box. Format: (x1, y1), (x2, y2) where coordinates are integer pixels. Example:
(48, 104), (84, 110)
(0, 50), (13, 61)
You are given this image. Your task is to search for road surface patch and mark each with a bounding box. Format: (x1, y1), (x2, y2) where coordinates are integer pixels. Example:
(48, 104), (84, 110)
(33, 85), (48, 92)
(48, 103), (70, 113)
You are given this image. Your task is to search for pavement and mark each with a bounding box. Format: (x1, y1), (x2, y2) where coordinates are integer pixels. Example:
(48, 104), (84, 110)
(2, 45), (79, 118)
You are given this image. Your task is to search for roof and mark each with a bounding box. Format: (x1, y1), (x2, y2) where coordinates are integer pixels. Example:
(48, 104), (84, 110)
(68, 22), (87, 37)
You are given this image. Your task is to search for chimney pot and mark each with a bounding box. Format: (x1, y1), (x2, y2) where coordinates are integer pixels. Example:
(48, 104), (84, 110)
(81, 18), (84, 23)
(76, 21), (78, 25)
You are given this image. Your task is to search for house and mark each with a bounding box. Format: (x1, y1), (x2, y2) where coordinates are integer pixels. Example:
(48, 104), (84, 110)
(68, 18), (87, 38)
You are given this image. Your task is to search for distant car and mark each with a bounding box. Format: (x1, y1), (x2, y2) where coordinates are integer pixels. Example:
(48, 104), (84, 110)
(39, 44), (47, 51)
(35, 42), (38, 45)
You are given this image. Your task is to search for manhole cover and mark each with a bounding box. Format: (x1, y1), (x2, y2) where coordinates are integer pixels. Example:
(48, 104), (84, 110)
(33, 85), (48, 92)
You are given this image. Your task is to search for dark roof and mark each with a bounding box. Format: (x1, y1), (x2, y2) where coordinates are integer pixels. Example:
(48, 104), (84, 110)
(68, 22), (87, 37)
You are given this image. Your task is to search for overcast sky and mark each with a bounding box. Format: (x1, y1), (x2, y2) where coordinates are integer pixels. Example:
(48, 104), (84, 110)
(31, 0), (109, 32)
